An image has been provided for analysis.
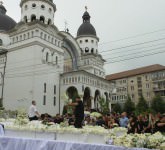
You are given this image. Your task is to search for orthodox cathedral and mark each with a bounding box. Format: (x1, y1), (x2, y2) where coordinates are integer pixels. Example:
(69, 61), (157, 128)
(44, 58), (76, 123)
(0, 0), (113, 114)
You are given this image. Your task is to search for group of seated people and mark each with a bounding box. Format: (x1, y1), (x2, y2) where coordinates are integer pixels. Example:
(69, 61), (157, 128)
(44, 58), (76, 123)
(37, 111), (165, 134)
(28, 101), (165, 133)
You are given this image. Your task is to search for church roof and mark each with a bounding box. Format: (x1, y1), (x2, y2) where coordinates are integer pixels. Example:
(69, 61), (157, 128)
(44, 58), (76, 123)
(77, 11), (97, 37)
(0, 3), (16, 32)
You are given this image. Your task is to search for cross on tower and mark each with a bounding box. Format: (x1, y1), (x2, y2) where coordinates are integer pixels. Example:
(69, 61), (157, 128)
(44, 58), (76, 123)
(85, 6), (88, 11)
(64, 20), (68, 31)
(0, 1), (3, 5)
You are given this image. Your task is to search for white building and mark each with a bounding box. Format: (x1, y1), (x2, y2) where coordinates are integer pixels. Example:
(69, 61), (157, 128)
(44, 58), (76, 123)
(0, 0), (113, 115)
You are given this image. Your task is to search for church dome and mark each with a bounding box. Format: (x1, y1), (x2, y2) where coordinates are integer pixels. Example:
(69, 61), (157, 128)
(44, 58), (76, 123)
(0, 3), (17, 32)
(77, 10), (97, 37)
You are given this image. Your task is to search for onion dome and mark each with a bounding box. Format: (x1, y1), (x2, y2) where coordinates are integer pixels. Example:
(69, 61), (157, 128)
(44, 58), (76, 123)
(0, 2), (17, 32)
(77, 10), (96, 37)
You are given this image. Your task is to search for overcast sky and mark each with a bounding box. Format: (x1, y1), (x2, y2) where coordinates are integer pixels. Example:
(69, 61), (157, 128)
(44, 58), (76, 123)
(3, 0), (165, 75)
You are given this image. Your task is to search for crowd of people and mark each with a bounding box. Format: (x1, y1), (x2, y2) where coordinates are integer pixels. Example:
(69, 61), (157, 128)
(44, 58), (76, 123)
(28, 99), (165, 134)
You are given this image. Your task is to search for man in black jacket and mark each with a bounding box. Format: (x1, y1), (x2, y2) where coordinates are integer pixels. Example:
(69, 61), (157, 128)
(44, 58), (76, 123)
(68, 96), (84, 128)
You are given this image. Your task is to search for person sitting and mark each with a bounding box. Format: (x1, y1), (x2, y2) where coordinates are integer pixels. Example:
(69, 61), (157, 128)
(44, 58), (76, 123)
(54, 114), (63, 124)
(127, 115), (138, 134)
(154, 115), (165, 133)
(96, 116), (105, 127)
(68, 114), (75, 126)
(28, 100), (40, 121)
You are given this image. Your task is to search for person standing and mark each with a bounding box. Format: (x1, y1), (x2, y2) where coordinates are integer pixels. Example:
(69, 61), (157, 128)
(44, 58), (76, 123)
(68, 96), (84, 128)
(28, 100), (40, 121)
(119, 112), (129, 128)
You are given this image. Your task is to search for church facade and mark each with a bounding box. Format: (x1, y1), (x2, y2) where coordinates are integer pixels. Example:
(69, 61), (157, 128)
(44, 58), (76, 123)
(0, 0), (113, 115)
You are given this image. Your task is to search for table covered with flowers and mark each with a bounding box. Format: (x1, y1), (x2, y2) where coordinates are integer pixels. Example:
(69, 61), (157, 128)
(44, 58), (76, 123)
(0, 118), (165, 150)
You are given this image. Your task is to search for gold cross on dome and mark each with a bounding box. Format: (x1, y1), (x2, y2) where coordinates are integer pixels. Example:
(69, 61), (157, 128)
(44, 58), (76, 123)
(0, 1), (3, 5)
(85, 6), (88, 11)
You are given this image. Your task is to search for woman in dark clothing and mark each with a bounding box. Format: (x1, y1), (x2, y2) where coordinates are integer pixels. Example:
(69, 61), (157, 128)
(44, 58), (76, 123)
(137, 115), (145, 133)
(154, 115), (165, 133)
(128, 115), (138, 134)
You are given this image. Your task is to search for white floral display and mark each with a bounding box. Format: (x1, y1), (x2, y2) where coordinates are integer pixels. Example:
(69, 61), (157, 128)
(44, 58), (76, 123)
(0, 118), (164, 149)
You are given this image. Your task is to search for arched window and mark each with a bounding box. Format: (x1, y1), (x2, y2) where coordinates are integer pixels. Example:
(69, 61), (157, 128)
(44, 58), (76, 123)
(24, 16), (27, 23)
(20, 35), (22, 41)
(91, 48), (94, 53)
(32, 3), (36, 8)
(27, 32), (30, 39)
(46, 52), (49, 62)
(49, 8), (52, 13)
(31, 31), (34, 37)
(0, 39), (2, 46)
(41, 5), (45, 9)
(24, 5), (28, 10)
(44, 34), (47, 40)
(56, 56), (58, 64)
(48, 19), (52, 25)
(40, 16), (45, 23)
(40, 32), (43, 38)
(24, 34), (26, 40)
(31, 15), (36, 22)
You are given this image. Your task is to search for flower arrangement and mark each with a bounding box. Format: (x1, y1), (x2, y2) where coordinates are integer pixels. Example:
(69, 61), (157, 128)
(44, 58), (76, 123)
(106, 132), (165, 149)
(14, 109), (28, 126)
(90, 112), (102, 118)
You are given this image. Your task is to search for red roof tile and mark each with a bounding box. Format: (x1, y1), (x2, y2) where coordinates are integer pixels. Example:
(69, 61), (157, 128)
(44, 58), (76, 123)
(106, 64), (165, 80)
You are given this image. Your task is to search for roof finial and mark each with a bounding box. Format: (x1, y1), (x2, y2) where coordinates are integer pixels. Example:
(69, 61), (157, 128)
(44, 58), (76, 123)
(85, 6), (88, 11)
(0, 1), (3, 5)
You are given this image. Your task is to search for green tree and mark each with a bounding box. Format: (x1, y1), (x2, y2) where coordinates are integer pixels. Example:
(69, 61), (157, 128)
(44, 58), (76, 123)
(151, 95), (165, 113)
(136, 95), (148, 113)
(123, 95), (135, 115)
(112, 103), (122, 113)
(98, 97), (109, 114)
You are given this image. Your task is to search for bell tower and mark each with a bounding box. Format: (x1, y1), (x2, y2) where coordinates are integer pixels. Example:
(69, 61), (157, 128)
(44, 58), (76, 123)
(20, 0), (56, 25)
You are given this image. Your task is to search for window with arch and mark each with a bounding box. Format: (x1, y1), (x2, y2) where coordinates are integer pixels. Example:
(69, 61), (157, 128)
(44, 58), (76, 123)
(32, 3), (36, 8)
(46, 52), (49, 62)
(31, 31), (34, 37)
(20, 35), (22, 41)
(40, 16), (45, 23)
(91, 48), (94, 53)
(56, 56), (58, 64)
(24, 16), (27, 23)
(31, 15), (36, 22)
(54, 39), (57, 45)
(27, 32), (30, 38)
(41, 5), (45, 9)
(40, 32), (43, 38)
(44, 34), (47, 40)
(24, 5), (28, 10)
(49, 8), (52, 13)
(48, 19), (52, 25)
(0, 39), (2, 46)
(58, 41), (60, 47)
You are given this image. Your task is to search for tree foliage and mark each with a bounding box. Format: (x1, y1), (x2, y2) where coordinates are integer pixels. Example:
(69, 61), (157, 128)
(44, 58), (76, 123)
(136, 95), (148, 113)
(98, 97), (109, 114)
(112, 103), (122, 113)
(151, 95), (165, 113)
(123, 95), (135, 115)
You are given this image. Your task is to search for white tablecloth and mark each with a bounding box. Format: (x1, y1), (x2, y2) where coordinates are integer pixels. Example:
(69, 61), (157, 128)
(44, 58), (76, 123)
(0, 125), (4, 136)
(0, 137), (151, 150)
